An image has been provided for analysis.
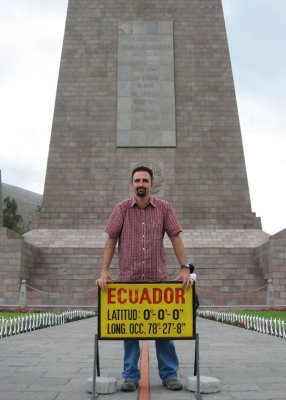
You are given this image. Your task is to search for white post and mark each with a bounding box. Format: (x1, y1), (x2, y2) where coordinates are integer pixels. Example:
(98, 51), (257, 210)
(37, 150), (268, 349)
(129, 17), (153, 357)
(267, 279), (275, 307)
(19, 279), (27, 307)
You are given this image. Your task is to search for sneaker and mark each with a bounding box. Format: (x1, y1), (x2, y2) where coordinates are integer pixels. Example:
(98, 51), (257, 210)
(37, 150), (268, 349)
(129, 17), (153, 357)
(121, 380), (139, 392)
(163, 378), (183, 391)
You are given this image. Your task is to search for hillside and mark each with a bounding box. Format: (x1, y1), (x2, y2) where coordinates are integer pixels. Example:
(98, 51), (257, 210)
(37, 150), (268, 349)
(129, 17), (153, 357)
(1, 183), (42, 223)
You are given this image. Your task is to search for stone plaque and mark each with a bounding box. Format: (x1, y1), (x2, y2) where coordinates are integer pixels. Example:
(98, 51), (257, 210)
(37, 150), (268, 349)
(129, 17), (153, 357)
(117, 21), (176, 147)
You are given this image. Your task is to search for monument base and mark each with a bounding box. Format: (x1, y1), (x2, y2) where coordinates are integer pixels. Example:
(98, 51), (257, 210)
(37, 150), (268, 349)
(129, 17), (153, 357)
(20, 228), (284, 308)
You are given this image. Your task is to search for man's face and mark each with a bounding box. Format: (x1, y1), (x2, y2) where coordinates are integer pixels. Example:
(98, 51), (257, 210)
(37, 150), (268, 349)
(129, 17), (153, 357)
(131, 171), (153, 198)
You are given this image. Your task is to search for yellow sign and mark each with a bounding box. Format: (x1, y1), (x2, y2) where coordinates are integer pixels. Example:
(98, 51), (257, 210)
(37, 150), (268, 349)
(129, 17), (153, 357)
(98, 282), (195, 339)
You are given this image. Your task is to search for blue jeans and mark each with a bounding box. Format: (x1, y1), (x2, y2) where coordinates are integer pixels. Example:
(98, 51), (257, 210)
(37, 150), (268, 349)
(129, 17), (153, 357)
(122, 339), (179, 383)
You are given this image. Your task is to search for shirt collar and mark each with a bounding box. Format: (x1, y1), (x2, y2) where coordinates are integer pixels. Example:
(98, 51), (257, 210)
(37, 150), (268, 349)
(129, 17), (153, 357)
(131, 195), (156, 208)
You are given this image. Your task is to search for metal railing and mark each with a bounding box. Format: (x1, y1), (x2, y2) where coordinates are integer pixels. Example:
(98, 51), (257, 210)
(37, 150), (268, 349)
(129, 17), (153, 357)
(198, 310), (286, 339)
(0, 310), (95, 339)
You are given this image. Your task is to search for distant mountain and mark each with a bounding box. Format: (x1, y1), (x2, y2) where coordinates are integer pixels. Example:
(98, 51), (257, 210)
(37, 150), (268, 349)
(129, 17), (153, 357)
(1, 183), (42, 223)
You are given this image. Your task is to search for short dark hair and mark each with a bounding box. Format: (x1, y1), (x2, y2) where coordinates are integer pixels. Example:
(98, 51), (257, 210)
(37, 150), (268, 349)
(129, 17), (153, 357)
(131, 166), (153, 182)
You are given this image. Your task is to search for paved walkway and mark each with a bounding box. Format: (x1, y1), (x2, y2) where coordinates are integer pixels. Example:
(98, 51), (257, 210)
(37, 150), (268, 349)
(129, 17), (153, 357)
(0, 316), (285, 400)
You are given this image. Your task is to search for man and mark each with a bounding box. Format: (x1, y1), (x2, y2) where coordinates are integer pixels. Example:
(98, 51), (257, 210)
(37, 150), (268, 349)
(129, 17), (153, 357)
(96, 165), (193, 392)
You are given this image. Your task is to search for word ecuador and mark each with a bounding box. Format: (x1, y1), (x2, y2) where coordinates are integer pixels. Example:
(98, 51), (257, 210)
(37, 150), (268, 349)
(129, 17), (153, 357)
(107, 286), (186, 305)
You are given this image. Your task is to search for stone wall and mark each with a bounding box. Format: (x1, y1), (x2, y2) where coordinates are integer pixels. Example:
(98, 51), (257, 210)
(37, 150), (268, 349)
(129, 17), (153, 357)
(256, 229), (286, 305)
(23, 229), (106, 307)
(0, 228), (23, 305)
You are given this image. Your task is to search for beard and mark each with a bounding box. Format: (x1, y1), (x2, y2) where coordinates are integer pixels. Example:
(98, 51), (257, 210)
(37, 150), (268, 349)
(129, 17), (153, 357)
(136, 187), (147, 197)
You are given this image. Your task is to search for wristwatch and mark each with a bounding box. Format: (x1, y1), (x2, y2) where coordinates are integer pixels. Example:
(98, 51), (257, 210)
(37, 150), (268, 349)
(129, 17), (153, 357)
(180, 264), (189, 270)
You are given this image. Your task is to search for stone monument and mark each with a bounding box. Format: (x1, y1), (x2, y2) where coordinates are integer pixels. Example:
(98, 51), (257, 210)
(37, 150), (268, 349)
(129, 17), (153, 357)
(39, 1), (260, 231)
(8, 0), (285, 308)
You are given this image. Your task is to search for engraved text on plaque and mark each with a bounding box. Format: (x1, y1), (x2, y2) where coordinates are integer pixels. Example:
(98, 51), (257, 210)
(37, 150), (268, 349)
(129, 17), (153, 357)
(117, 21), (176, 147)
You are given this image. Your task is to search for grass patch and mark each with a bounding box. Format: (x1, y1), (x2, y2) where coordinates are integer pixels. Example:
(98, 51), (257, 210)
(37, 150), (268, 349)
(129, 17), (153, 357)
(1, 311), (47, 319)
(232, 310), (286, 323)
(1, 313), (23, 319)
(0, 310), (62, 320)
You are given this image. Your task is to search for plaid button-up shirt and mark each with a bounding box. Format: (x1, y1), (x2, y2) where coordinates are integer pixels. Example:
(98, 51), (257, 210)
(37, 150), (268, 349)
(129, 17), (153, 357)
(105, 196), (182, 282)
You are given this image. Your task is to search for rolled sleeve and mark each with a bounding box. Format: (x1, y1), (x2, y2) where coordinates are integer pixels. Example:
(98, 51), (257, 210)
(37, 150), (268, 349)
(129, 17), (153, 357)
(105, 205), (124, 238)
(164, 203), (182, 238)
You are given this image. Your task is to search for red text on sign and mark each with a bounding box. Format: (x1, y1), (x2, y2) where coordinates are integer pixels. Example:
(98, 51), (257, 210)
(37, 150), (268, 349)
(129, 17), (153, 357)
(107, 287), (186, 305)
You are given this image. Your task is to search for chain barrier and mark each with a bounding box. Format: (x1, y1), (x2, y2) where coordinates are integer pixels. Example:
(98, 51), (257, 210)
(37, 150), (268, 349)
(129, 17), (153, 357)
(196, 283), (268, 296)
(0, 285), (21, 293)
(1, 283), (268, 299)
(0, 283), (98, 300)
(26, 285), (98, 298)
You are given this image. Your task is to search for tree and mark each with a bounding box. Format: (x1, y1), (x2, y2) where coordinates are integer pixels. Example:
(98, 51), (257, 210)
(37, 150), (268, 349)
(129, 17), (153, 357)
(3, 196), (23, 233)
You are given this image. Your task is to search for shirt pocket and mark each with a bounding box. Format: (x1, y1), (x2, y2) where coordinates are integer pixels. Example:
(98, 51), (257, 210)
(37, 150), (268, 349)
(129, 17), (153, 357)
(148, 219), (163, 240)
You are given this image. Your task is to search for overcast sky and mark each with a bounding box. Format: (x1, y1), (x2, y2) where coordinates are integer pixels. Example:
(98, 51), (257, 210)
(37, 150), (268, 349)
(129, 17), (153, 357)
(0, 0), (285, 235)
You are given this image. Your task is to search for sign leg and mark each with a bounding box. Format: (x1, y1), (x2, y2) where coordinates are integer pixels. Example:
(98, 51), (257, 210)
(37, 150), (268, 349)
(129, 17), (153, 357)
(194, 334), (198, 376)
(92, 334), (99, 399)
(195, 333), (202, 400)
(97, 336), (100, 376)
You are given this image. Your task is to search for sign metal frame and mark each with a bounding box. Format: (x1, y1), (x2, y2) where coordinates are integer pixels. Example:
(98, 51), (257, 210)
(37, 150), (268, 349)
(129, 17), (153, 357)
(93, 281), (202, 399)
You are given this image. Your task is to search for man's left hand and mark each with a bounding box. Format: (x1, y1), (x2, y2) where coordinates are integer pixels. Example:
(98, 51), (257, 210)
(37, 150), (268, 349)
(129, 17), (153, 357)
(175, 268), (193, 290)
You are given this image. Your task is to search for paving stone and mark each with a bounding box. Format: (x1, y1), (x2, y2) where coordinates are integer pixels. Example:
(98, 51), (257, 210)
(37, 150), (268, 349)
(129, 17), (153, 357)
(1, 309), (286, 400)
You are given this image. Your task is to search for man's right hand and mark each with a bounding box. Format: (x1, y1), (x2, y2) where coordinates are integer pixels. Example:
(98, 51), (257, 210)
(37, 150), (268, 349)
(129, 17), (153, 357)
(96, 271), (113, 289)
